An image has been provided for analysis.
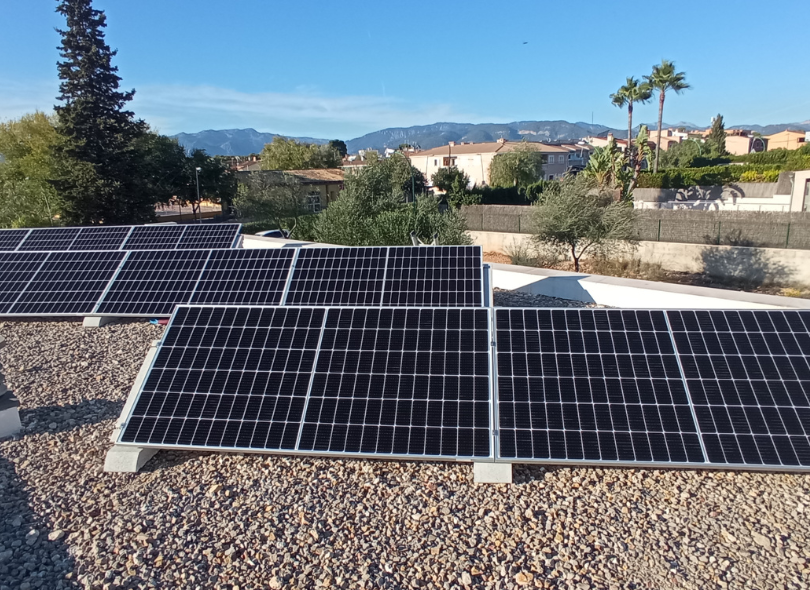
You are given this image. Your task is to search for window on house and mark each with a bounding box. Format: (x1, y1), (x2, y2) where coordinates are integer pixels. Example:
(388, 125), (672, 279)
(307, 192), (321, 213)
(434, 159), (438, 166)
(547, 174), (554, 180)
(442, 157), (456, 166)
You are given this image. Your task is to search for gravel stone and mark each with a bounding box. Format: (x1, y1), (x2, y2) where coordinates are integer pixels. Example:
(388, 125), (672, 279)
(1, 307), (809, 590)
(493, 288), (605, 308)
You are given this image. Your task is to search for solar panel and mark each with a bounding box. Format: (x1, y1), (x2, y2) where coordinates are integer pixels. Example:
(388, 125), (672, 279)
(383, 246), (483, 307)
(190, 248), (294, 305)
(298, 307), (492, 458)
(0, 252), (48, 313)
(118, 306), (493, 459)
(120, 306), (326, 451)
(0, 229), (31, 251)
(177, 224), (241, 249)
(495, 308), (705, 466)
(17, 227), (82, 251)
(121, 225), (187, 250)
(10, 251), (126, 315)
(95, 250), (211, 316)
(668, 310), (810, 468)
(285, 247), (387, 306)
(71, 226), (132, 251)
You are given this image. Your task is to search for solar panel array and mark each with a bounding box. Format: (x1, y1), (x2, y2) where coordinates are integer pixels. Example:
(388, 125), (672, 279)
(114, 304), (810, 471)
(0, 224), (242, 252)
(0, 245), (483, 317)
(120, 306), (493, 460)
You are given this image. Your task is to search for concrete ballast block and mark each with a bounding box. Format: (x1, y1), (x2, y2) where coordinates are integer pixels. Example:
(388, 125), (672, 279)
(0, 407), (22, 438)
(83, 316), (117, 328)
(104, 445), (158, 472)
(473, 462), (513, 484)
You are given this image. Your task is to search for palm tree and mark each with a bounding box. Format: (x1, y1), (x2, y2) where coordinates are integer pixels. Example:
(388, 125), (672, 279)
(609, 77), (652, 164)
(645, 60), (690, 173)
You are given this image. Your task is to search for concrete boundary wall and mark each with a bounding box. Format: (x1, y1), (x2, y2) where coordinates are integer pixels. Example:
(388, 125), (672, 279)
(491, 263), (810, 310)
(469, 230), (810, 285)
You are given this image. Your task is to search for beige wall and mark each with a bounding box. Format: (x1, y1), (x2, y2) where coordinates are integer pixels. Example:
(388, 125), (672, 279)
(766, 131), (806, 151)
(725, 135), (753, 156)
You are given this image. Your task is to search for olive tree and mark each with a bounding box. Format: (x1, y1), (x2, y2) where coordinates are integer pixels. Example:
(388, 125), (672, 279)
(531, 176), (637, 272)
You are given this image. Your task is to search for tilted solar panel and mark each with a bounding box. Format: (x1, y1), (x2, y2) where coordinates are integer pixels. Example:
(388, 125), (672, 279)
(190, 248), (295, 306)
(121, 226), (187, 250)
(298, 307), (491, 458)
(118, 305), (493, 460)
(495, 308), (705, 466)
(71, 226), (132, 251)
(285, 247), (387, 306)
(17, 227), (82, 251)
(0, 252), (49, 314)
(10, 251), (127, 315)
(95, 250), (210, 316)
(383, 245), (483, 307)
(121, 306), (326, 451)
(668, 310), (810, 468)
(0, 229), (31, 251)
(177, 224), (242, 249)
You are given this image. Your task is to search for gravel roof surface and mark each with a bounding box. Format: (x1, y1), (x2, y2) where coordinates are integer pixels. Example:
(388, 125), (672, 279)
(1, 307), (809, 590)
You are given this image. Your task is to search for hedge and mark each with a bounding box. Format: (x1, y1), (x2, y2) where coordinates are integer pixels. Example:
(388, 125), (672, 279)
(637, 164), (782, 189)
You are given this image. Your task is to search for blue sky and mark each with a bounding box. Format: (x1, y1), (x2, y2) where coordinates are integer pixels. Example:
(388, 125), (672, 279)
(1, 0), (808, 139)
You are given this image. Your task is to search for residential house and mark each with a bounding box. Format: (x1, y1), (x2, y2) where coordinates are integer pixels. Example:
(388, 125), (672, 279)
(407, 139), (590, 186)
(723, 130), (767, 155)
(232, 155), (262, 172)
(237, 168), (344, 212)
(765, 130), (807, 151)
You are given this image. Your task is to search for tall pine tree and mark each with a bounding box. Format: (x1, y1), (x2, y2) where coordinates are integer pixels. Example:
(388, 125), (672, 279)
(53, 0), (152, 224)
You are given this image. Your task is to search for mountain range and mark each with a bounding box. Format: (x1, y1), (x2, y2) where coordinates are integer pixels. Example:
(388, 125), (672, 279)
(172, 120), (810, 156)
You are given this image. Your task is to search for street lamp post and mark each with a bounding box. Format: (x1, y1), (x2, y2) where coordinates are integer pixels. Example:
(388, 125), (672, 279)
(194, 167), (202, 223)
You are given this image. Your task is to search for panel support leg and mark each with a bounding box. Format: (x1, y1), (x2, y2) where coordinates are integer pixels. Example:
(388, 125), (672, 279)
(473, 462), (512, 484)
(104, 446), (158, 473)
(83, 316), (117, 328)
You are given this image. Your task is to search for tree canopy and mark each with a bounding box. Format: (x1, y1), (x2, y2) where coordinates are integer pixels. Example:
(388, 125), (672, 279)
(489, 143), (544, 188)
(0, 112), (62, 227)
(328, 140), (348, 158)
(531, 175), (637, 272)
(234, 172), (310, 238)
(53, 0), (153, 224)
(705, 114), (727, 158)
(314, 156), (467, 246)
(260, 137), (342, 170)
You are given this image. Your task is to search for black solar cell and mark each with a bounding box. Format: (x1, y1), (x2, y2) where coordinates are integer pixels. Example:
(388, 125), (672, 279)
(383, 246), (483, 307)
(95, 250), (211, 316)
(120, 306), (326, 450)
(668, 310), (810, 467)
(297, 307), (492, 458)
(190, 248), (294, 305)
(0, 252), (49, 313)
(0, 229), (31, 251)
(496, 308), (705, 465)
(10, 251), (126, 315)
(285, 247), (387, 306)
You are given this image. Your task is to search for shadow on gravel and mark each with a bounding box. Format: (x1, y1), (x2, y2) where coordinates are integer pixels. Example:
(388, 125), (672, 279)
(18, 399), (123, 437)
(0, 456), (79, 590)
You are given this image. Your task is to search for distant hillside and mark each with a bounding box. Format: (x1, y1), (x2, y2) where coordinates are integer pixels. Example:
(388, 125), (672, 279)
(173, 120), (810, 156)
(172, 128), (329, 156)
(345, 120), (626, 152)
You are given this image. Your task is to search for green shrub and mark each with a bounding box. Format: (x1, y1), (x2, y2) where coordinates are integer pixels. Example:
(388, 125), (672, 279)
(637, 164), (782, 188)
